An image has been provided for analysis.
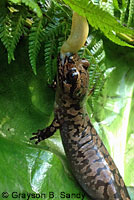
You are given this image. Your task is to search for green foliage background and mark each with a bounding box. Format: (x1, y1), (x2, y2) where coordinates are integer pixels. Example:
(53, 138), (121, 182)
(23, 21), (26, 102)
(0, 0), (134, 199)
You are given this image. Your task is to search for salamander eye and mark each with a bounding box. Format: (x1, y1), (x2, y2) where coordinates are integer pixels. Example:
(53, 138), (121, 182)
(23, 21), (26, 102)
(81, 59), (90, 70)
(66, 68), (78, 84)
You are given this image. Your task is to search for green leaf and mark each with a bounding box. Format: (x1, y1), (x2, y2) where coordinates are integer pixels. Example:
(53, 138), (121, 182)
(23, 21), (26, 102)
(0, 15), (14, 62)
(44, 39), (57, 84)
(43, 21), (67, 40)
(92, 40), (134, 189)
(105, 30), (134, 47)
(0, 40), (90, 200)
(0, 1), (134, 200)
(43, 21), (70, 83)
(9, 0), (43, 18)
(29, 18), (44, 74)
(78, 31), (106, 100)
(9, 0), (21, 3)
(63, 0), (134, 47)
(99, 0), (114, 15)
(21, 0), (42, 18)
(127, 187), (134, 200)
(0, 12), (24, 63)
(113, 0), (120, 10)
(127, 0), (134, 27)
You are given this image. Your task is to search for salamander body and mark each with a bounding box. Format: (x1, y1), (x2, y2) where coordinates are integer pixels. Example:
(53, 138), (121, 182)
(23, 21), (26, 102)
(30, 54), (130, 200)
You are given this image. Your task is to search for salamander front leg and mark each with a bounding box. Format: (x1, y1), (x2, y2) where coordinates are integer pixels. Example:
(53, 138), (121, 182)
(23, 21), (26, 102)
(30, 118), (60, 144)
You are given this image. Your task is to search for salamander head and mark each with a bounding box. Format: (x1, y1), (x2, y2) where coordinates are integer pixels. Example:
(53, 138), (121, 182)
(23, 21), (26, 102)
(58, 54), (89, 101)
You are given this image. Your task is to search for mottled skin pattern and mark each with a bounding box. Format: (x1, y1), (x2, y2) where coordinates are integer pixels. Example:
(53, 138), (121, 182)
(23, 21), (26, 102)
(30, 54), (130, 200)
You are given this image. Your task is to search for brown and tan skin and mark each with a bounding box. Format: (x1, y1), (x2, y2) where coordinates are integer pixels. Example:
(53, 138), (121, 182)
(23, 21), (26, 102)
(30, 54), (130, 200)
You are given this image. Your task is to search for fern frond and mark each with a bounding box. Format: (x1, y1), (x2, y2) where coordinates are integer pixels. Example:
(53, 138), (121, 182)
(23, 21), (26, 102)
(112, 0), (134, 30)
(43, 18), (70, 82)
(0, 15), (13, 61)
(78, 32), (106, 99)
(120, 9), (126, 25)
(29, 18), (44, 74)
(38, 0), (53, 13)
(8, 0), (21, 3)
(9, 13), (24, 63)
(44, 0), (52, 11)
(127, 0), (134, 27)
(52, 0), (72, 18)
(9, 0), (43, 18)
(100, 0), (114, 15)
(105, 30), (134, 47)
(44, 39), (57, 84)
(57, 36), (67, 52)
(113, 0), (120, 10)
(43, 21), (67, 40)
(0, 12), (24, 63)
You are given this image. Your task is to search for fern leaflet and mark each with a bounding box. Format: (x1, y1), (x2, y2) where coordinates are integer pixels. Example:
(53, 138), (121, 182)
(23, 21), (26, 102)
(44, 39), (57, 84)
(113, 0), (120, 10)
(127, 0), (134, 27)
(99, 0), (114, 15)
(78, 32), (106, 100)
(43, 21), (67, 40)
(29, 18), (44, 74)
(0, 12), (24, 63)
(9, 0), (43, 18)
(9, 13), (24, 63)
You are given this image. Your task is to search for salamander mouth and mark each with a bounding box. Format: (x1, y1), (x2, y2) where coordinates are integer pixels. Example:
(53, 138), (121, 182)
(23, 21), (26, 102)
(58, 53), (78, 82)
(60, 52), (74, 66)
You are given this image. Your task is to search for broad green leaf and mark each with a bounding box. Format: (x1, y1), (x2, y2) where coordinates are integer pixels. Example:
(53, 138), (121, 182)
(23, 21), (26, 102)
(128, 187), (134, 200)
(91, 40), (134, 188)
(0, 38), (134, 199)
(0, 41), (89, 200)
(0, 1), (134, 200)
